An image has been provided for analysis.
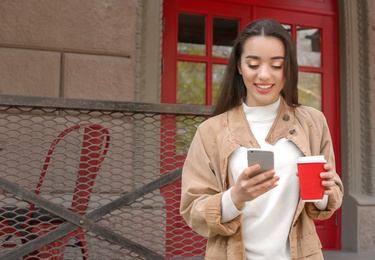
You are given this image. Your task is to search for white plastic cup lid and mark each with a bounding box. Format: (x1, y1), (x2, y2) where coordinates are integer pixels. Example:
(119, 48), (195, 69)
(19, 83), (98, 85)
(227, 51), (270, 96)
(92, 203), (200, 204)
(297, 155), (326, 163)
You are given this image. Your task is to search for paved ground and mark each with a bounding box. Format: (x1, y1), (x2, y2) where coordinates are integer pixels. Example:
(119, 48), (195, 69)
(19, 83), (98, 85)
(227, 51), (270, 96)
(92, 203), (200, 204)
(323, 250), (375, 260)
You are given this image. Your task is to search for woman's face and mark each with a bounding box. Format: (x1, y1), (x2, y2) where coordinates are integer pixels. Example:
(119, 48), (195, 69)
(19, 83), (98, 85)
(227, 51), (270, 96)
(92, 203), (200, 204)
(238, 35), (285, 107)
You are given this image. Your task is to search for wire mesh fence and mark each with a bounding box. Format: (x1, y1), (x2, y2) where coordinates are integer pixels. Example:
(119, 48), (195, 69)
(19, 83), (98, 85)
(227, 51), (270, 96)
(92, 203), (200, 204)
(0, 95), (212, 260)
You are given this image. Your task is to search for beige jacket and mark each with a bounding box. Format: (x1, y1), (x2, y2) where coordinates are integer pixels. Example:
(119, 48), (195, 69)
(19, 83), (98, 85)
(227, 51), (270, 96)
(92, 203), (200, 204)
(180, 97), (344, 259)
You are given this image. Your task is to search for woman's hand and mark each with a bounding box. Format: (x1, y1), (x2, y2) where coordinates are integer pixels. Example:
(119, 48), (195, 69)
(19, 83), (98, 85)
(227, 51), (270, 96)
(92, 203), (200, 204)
(230, 164), (279, 210)
(320, 163), (336, 195)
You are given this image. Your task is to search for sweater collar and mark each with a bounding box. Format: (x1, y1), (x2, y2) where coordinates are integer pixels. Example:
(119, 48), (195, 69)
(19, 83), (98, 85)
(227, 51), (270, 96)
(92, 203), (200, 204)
(242, 97), (280, 123)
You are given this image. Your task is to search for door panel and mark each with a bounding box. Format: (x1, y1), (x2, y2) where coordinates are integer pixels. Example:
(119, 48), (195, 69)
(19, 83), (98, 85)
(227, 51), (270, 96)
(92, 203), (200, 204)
(253, 7), (340, 249)
(162, 0), (341, 253)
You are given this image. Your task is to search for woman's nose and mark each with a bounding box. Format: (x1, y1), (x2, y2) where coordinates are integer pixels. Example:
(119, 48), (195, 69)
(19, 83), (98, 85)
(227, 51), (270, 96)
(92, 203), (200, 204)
(258, 65), (271, 80)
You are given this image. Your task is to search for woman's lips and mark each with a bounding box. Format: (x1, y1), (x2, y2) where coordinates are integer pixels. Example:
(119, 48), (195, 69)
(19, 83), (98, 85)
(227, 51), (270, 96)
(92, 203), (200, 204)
(255, 84), (273, 89)
(255, 84), (274, 93)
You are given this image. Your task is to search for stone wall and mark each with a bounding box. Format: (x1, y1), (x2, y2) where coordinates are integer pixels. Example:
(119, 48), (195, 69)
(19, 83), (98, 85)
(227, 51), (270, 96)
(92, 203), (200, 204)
(358, 0), (375, 252)
(0, 0), (137, 101)
(358, 206), (375, 251)
(368, 0), (375, 183)
(339, 0), (375, 253)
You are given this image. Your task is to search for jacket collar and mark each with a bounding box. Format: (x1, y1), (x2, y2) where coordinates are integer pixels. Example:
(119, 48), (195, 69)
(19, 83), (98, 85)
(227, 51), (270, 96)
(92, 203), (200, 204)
(227, 96), (296, 148)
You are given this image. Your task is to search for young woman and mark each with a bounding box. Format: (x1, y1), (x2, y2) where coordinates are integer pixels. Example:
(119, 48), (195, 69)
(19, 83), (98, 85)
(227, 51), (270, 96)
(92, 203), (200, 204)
(179, 19), (343, 260)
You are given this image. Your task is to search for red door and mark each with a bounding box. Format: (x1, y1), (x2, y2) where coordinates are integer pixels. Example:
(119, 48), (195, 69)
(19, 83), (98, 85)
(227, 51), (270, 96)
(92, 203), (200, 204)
(162, 0), (341, 254)
(252, 5), (341, 250)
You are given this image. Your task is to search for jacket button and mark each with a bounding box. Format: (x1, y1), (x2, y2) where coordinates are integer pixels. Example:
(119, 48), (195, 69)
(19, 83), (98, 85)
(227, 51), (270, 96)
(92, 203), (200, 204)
(283, 114), (290, 121)
(289, 129), (296, 135)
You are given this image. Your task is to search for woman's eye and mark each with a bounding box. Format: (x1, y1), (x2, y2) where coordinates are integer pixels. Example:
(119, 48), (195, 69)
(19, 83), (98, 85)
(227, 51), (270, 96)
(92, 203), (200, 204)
(272, 65), (283, 69)
(248, 64), (259, 69)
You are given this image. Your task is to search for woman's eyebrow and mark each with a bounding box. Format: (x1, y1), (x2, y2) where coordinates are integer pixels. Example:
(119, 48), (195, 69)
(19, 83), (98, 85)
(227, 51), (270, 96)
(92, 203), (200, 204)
(271, 56), (285, 60)
(244, 55), (285, 60)
(245, 55), (260, 59)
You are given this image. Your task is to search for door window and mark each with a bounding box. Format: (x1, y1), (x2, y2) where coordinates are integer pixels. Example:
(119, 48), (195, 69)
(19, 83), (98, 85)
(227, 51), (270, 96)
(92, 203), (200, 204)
(297, 27), (322, 110)
(164, 2), (242, 105)
(178, 14), (206, 56)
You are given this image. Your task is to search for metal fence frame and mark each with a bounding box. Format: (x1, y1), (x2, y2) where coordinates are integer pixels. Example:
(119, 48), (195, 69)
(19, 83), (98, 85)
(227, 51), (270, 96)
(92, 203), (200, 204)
(0, 95), (213, 259)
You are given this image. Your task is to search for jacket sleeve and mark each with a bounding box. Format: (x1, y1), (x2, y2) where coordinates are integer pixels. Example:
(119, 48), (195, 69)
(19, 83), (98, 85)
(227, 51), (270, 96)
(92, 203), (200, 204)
(179, 126), (241, 238)
(305, 113), (344, 220)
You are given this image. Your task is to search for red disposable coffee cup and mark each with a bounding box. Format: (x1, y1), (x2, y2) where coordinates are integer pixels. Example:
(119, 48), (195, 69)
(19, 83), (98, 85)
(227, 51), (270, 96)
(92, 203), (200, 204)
(297, 155), (326, 201)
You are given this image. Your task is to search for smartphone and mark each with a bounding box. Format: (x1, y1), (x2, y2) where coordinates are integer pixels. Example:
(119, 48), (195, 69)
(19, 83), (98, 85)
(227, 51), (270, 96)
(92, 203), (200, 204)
(247, 148), (274, 178)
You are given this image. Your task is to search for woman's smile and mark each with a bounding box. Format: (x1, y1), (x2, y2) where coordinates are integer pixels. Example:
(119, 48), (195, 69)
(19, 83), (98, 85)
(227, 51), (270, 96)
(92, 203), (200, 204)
(255, 83), (274, 90)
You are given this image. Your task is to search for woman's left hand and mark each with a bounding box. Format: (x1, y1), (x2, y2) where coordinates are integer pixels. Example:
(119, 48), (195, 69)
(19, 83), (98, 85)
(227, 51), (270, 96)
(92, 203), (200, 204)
(320, 163), (336, 195)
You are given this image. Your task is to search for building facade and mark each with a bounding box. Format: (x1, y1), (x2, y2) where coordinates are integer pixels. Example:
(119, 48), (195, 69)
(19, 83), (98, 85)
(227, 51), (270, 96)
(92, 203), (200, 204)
(0, 0), (374, 254)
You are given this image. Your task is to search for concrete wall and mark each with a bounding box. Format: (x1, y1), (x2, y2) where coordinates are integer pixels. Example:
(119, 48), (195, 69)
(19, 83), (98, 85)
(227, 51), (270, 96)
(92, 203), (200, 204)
(0, 0), (138, 101)
(2, 0), (375, 254)
(358, 0), (375, 251)
(339, 0), (375, 253)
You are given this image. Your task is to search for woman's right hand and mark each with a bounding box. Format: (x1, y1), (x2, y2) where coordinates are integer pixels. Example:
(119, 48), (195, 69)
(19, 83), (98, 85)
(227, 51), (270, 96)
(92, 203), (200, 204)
(230, 164), (279, 210)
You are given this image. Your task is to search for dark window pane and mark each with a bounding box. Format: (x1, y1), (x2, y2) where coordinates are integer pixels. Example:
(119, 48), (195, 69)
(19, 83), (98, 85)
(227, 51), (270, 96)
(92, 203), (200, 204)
(282, 24), (291, 34)
(213, 18), (239, 58)
(297, 27), (321, 67)
(178, 14), (206, 55)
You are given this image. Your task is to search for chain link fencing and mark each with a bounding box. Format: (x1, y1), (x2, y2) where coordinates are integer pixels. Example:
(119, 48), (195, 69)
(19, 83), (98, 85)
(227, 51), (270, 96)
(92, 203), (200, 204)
(0, 96), (212, 260)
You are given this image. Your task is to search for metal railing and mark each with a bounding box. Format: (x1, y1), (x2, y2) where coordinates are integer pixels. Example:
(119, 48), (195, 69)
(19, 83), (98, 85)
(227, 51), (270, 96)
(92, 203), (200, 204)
(0, 95), (212, 260)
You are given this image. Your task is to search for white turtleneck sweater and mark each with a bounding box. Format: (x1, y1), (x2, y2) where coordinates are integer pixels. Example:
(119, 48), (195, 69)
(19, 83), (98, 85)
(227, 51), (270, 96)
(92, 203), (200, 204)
(221, 98), (303, 259)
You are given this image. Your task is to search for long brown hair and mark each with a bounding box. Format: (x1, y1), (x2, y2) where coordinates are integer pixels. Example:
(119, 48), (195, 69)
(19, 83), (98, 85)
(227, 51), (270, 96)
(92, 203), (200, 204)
(212, 19), (299, 116)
